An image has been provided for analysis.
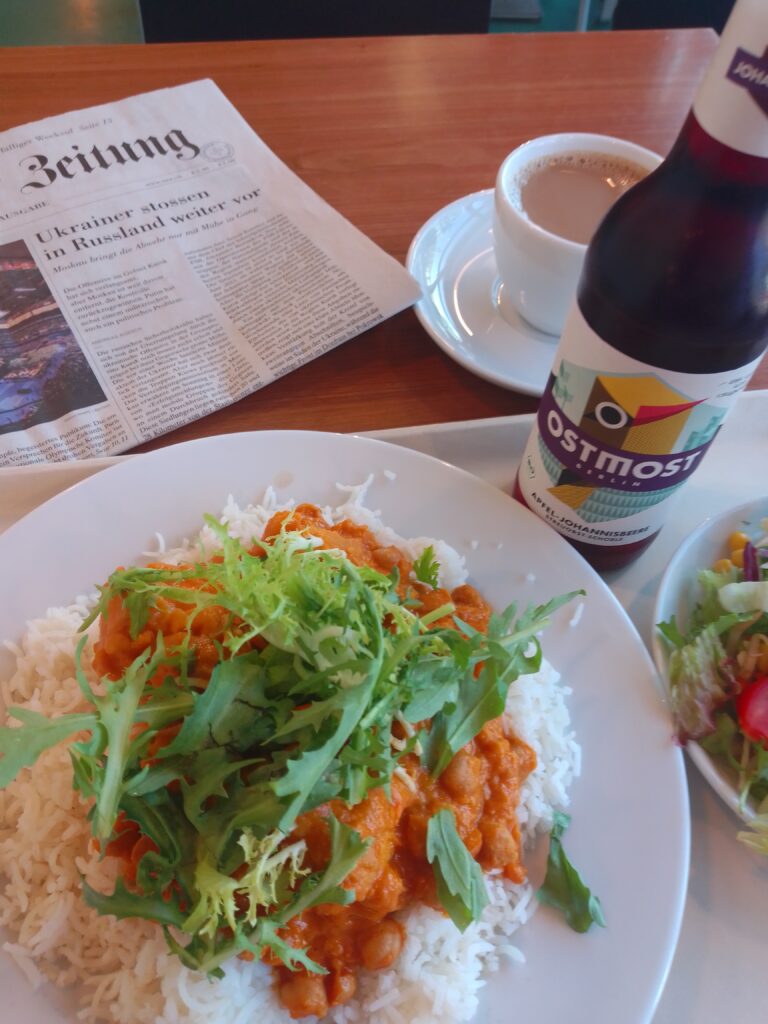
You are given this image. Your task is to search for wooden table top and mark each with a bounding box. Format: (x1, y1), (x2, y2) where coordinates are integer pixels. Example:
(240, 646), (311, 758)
(2, 29), (763, 452)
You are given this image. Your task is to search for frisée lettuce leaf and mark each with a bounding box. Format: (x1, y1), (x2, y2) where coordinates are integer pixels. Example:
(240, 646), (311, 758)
(412, 545), (440, 588)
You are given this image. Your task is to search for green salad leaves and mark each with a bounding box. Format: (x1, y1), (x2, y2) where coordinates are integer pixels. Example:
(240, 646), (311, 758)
(537, 811), (605, 933)
(426, 808), (489, 931)
(657, 536), (768, 855)
(0, 513), (585, 973)
(658, 566), (762, 744)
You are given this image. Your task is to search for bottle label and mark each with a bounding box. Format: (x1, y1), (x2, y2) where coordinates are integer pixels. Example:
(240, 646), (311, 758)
(518, 305), (761, 548)
(726, 48), (768, 116)
(693, 0), (768, 158)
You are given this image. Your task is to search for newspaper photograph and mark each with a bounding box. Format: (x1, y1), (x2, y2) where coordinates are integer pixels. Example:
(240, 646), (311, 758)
(0, 79), (421, 466)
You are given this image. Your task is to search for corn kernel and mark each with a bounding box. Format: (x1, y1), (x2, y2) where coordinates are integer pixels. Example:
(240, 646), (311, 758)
(713, 558), (733, 573)
(728, 531), (750, 551)
(732, 548), (745, 568)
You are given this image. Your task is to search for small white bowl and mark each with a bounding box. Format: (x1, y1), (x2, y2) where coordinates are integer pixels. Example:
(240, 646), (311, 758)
(652, 496), (768, 823)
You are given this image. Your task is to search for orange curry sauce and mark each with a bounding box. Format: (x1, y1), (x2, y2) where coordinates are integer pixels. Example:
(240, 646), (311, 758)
(92, 504), (536, 1020)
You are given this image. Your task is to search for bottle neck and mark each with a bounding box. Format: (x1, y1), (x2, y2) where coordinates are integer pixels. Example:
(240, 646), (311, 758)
(692, 0), (768, 159)
(668, 111), (768, 186)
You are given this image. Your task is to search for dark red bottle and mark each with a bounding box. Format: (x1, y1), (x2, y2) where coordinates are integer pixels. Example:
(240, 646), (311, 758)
(516, 0), (768, 572)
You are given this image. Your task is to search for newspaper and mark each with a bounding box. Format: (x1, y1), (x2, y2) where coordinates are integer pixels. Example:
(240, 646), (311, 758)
(0, 79), (421, 467)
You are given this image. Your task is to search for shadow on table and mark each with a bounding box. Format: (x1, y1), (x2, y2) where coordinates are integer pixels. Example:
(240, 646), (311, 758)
(612, 0), (735, 31)
(139, 0), (492, 42)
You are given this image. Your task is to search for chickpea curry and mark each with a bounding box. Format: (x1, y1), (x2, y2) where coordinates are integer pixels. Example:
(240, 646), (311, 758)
(0, 502), (575, 1021)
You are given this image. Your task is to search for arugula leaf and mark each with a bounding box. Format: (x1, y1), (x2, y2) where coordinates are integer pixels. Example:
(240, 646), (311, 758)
(271, 679), (375, 832)
(123, 762), (185, 798)
(162, 925), (229, 978)
(270, 575), (385, 832)
(537, 811), (605, 933)
(423, 591), (583, 777)
(423, 660), (506, 778)
(255, 920), (327, 974)
(412, 546), (440, 588)
(338, 724), (402, 805)
(157, 652), (282, 758)
(426, 808), (488, 932)
(0, 708), (96, 787)
(79, 638), (176, 841)
(401, 660), (460, 723)
(181, 748), (261, 830)
(82, 875), (187, 928)
(280, 814), (369, 920)
(0, 641), (191, 795)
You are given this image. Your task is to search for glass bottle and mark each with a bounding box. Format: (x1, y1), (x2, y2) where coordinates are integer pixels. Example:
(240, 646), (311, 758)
(515, 0), (768, 572)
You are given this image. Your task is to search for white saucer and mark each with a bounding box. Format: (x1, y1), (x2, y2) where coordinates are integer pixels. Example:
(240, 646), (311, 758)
(406, 189), (559, 396)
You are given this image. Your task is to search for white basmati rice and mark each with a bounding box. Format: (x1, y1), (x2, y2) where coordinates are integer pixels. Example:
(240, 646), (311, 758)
(0, 488), (580, 1024)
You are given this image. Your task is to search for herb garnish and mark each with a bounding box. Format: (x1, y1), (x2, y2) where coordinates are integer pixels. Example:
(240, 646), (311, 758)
(426, 808), (488, 931)
(413, 545), (440, 588)
(537, 811), (605, 933)
(0, 515), (582, 972)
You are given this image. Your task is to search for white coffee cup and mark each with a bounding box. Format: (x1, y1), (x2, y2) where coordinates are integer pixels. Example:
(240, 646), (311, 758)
(492, 132), (662, 336)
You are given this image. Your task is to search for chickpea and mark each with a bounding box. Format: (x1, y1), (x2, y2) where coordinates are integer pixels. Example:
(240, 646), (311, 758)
(373, 545), (403, 572)
(465, 827), (483, 858)
(405, 813), (428, 858)
(167, 608), (188, 632)
(360, 919), (404, 971)
(479, 820), (517, 866)
(314, 899), (346, 918)
(103, 632), (128, 655)
(441, 750), (483, 800)
(365, 864), (405, 916)
(279, 972), (329, 1019)
(327, 969), (356, 1007)
(191, 605), (226, 635)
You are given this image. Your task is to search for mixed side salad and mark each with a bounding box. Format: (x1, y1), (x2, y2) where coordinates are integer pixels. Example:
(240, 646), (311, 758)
(658, 515), (768, 852)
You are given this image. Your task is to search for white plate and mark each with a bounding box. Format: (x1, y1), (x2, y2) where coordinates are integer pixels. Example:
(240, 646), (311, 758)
(0, 431), (688, 1024)
(652, 496), (768, 823)
(406, 190), (559, 397)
